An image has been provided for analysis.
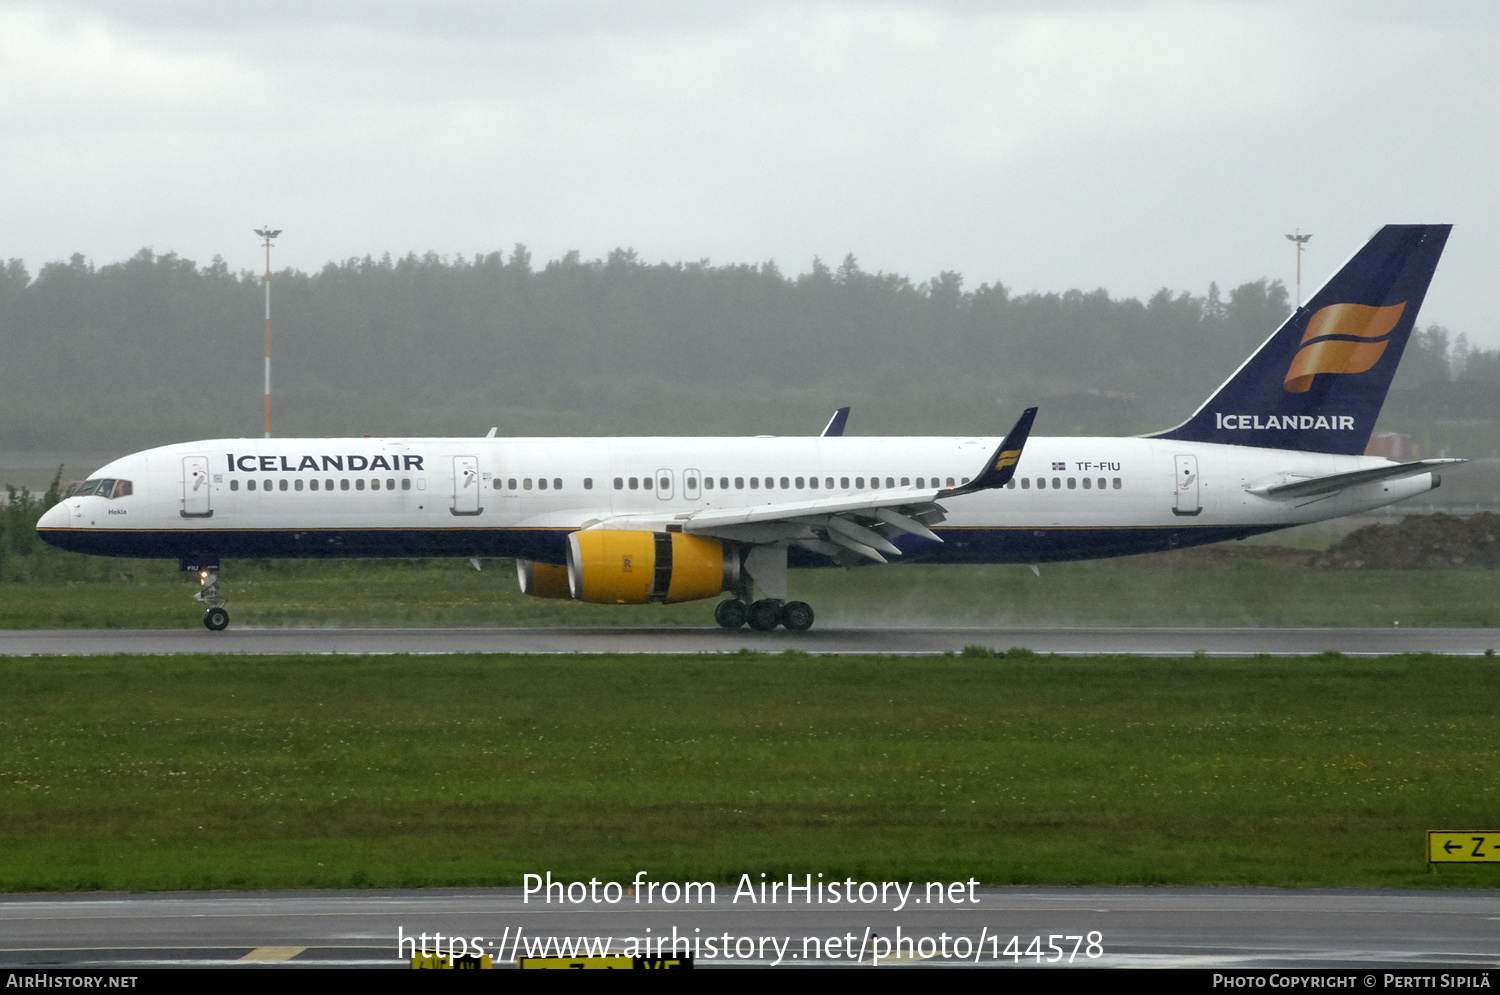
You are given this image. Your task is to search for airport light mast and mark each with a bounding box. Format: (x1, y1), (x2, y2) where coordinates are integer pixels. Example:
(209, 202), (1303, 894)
(254, 227), (282, 437)
(1284, 229), (1312, 309)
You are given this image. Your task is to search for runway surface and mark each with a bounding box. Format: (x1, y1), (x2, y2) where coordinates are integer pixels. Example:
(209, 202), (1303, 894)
(0, 625), (1498, 657)
(2, 886), (1497, 969)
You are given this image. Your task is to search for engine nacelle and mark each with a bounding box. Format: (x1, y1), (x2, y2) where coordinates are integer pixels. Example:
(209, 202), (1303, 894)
(566, 530), (739, 605)
(516, 559), (572, 599)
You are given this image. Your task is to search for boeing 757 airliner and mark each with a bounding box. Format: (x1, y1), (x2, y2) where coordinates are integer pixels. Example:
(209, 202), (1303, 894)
(37, 225), (1457, 632)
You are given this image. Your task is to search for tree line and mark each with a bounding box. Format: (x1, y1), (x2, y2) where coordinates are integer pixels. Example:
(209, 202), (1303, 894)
(0, 246), (1489, 451)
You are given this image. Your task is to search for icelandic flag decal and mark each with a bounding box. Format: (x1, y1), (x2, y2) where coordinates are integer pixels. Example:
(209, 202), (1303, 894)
(1051, 461), (1066, 471)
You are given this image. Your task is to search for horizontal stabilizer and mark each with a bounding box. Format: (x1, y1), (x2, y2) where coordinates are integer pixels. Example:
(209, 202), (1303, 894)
(1247, 458), (1465, 500)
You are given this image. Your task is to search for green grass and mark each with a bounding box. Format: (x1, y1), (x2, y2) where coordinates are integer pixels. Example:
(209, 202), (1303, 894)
(2, 652), (1498, 891)
(2, 556), (1500, 628)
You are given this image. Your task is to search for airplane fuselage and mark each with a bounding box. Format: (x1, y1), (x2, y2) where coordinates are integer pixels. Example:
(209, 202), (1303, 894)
(37, 435), (1437, 567)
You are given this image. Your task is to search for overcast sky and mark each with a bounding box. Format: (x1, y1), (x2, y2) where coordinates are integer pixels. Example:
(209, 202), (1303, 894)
(3, 0), (1496, 343)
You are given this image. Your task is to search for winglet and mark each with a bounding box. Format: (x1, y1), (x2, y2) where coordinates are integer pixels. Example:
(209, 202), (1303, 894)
(942, 407), (1038, 497)
(821, 407), (850, 437)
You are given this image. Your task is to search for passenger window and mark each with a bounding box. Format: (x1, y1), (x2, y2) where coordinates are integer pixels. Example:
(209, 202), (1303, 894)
(687, 476), (699, 490)
(340, 479), (349, 491)
(371, 479), (380, 491)
(855, 477), (864, 489)
(1097, 478), (1106, 490)
(388, 478), (396, 490)
(356, 479), (366, 491)
(766, 477), (775, 489)
(1113, 477), (1122, 489)
(247, 480), (256, 491)
(1082, 477), (1091, 489)
(326, 479), (334, 491)
(643, 478), (653, 490)
(825, 477), (834, 489)
(553, 478), (561, 490)
(584, 478), (593, 490)
(780, 477), (789, 489)
(231, 480), (240, 491)
(841, 477), (849, 488)
(902, 477), (910, 487)
(1052, 477), (1061, 489)
(493, 479), (503, 490)
(720, 477), (729, 489)
(629, 477), (639, 490)
(795, 477), (804, 489)
(538, 478), (547, 490)
(310, 479), (319, 492)
(1005, 479), (1015, 489)
(1067, 478), (1076, 489)
(885, 477), (894, 488)
(916, 478), (924, 488)
(703, 477), (713, 490)
(750, 478), (759, 489)
(734, 477), (744, 489)
(295, 479), (304, 491)
(263, 479), (272, 491)
(1036, 478), (1045, 489)
(946, 477), (955, 487)
(402, 479), (411, 491)
(1021, 478), (1030, 489)
(508, 478), (517, 490)
(614, 478), (623, 490)
(808, 477), (817, 489)
(523, 478), (532, 490)
(659, 477), (669, 490)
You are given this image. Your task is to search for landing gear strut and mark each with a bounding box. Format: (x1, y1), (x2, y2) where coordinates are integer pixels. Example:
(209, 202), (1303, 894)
(193, 569), (229, 631)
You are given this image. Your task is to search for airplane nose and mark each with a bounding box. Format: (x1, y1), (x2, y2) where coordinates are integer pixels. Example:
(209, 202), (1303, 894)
(37, 502), (71, 530)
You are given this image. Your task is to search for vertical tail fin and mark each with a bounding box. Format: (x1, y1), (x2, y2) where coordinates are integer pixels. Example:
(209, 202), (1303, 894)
(1152, 224), (1450, 454)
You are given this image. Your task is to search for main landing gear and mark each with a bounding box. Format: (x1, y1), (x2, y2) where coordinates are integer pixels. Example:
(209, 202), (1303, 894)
(193, 569), (229, 631)
(715, 598), (815, 633)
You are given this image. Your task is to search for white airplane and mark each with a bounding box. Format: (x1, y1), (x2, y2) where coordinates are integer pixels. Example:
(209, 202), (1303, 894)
(38, 224), (1457, 632)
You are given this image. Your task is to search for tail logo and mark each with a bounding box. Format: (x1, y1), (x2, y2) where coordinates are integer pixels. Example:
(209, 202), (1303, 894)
(995, 449), (1021, 470)
(1283, 302), (1406, 393)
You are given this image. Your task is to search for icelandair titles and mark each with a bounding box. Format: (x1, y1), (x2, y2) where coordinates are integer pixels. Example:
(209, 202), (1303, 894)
(1215, 413), (1355, 431)
(226, 453), (425, 473)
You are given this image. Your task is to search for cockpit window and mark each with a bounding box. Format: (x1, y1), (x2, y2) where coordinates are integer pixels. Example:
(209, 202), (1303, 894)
(69, 478), (132, 499)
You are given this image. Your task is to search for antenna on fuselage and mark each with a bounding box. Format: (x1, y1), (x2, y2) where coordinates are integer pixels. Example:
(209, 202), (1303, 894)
(254, 226), (282, 438)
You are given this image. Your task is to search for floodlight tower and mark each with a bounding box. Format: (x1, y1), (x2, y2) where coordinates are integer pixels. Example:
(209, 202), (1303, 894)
(254, 226), (282, 437)
(1284, 229), (1312, 309)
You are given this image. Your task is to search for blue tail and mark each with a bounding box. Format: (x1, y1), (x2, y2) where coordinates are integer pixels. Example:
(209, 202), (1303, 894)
(1152, 224), (1450, 455)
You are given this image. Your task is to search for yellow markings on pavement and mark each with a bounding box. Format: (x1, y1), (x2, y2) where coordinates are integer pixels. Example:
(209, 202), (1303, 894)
(240, 946), (306, 961)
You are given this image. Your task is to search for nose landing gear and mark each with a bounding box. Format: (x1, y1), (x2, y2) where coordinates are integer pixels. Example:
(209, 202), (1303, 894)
(192, 568), (229, 631)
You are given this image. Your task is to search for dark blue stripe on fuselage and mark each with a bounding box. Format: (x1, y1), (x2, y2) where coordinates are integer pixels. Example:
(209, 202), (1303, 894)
(42, 524), (1287, 566)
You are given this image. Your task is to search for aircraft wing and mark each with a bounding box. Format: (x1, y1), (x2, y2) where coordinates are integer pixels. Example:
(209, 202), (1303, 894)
(1246, 458), (1466, 500)
(585, 407), (1038, 564)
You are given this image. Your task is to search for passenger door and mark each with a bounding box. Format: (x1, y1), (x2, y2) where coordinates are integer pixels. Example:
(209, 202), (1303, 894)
(451, 456), (482, 516)
(181, 457), (212, 518)
(1172, 454), (1201, 516)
